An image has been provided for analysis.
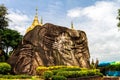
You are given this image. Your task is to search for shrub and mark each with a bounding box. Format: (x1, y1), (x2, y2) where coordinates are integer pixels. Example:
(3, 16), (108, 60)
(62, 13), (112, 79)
(60, 67), (81, 71)
(0, 74), (32, 79)
(0, 62), (11, 74)
(57, 71), (81, 78)
(57, 71), (82, 78)
(107, 64), (120, 71)
(52, 75), (67, 80)
(36, 66), (49, 76)
(52, 69), (63, 75)
(51, 67), (81, 75)
(36, 66), (80, 76)
(0, 55), (5, 62)
(36, 66), (103, 79)
(48, 65), (79, 70)
(43, 71), (53, 80)
(95, 72), (103, 76)
(48, 66), (66, 70)
(57, 70), (103, 78)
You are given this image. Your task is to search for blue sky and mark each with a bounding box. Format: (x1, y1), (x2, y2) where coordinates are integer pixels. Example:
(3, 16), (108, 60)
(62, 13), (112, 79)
(0, 0), (120, 62)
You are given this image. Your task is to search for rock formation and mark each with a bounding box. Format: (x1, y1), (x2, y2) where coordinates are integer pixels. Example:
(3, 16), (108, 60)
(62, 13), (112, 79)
(7, 23), (90, 75)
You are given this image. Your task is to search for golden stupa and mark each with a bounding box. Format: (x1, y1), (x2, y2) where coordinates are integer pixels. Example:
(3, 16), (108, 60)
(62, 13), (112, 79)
(71, 21), (74, 29)
(26, 8), (43, 33)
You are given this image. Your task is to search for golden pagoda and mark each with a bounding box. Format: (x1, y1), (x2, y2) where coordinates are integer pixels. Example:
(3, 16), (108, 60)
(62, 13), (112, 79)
(26, 8), (43, 33)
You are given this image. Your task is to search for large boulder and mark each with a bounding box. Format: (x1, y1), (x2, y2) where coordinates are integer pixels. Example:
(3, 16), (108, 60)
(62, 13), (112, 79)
(7, 23), (90, 75)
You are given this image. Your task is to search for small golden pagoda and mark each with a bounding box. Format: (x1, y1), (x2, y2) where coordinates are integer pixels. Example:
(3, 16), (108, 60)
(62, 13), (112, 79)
(71, 21), (74, 29)
(26, 8), (43, 33)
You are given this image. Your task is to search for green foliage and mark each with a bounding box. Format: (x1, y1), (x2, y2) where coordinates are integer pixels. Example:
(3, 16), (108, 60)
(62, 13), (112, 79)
(0, 28), (22, 60)
(36, 66), (49, 76)
(37, 66), (81, 76)
(0, 62), (11, 74)
(52, 75), (67, 80)
(0, 4), (8, 61)
(105, 64), (120, 71)
(60, 67), (81, 71)
(57, 71), (78, 78)
(99, 62), (120, 75)
(56, 69), (103, 78)
(0, 55), (5, 62)
(52, 70), (63, 75)
(43, 71), (53, 80)
(1, 28), (22, 49)
(36, 66), (103, 79)
(117, 9), (120, 29)
(0, 74), (32, 79)
(0, 4), (9, 29)
(52, 67), (81, 75)
(48, 66), (66, 70)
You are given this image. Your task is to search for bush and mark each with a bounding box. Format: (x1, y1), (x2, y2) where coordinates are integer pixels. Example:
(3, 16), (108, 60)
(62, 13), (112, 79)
(0, 62), (11, 74)
(106, 64), (120, 71)
(36, 66), (49, 76)
(57, 70), (103, 78)
(0, 74), (32, 79)
(52, 75), (67, 80)
(51, 67), (81, 75)
(60, 67), (81, 71)
(43, 71), (53, 80)
(57, 71), (86, 78)
(0, 55), (5, 62)
(36, 66), (80, 76)
(48, 66), (66, 70)
(57, 71), (85, 78)
(48, 66), (79, 70)
(36, 66), (103, 79)
(52, 69), (63, 75)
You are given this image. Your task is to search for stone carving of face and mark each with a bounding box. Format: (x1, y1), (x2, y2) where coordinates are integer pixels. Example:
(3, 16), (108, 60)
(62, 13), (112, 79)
(53, 32), (79, 66)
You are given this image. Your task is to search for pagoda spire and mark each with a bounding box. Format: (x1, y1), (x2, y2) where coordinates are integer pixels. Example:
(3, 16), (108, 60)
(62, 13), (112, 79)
(26, 8), (40, 33)
(71, 21), (74, 29)
(39, 16), (43, 26)
(36, 7), (38, 16)
(31, 7), (39, 26)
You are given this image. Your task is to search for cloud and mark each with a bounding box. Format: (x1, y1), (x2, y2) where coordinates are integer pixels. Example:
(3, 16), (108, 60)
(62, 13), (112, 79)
(67, 8), (81, 18)
(67, 0), (120, 61)
(7, 9), (31, 35)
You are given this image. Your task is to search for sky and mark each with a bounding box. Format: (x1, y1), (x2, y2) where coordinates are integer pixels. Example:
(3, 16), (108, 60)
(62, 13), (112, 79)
(0, 0), (120, 62)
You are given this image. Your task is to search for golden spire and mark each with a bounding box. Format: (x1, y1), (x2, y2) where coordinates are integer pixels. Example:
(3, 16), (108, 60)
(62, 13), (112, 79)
(31, 7), (39, 27)
(71, 21), (74, 29)
(36, 8), (38, 16)
(26, 8), (40, 33)
(39, 16), (43, 26)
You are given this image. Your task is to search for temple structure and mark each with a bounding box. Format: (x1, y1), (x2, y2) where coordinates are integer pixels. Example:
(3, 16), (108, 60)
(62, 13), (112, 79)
(26, 8), (43, 33)
(26, 8), (75, 33)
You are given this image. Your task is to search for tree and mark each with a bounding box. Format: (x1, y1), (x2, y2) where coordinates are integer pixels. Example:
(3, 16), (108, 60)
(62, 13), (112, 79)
(0, 4), (8, 29)
(0, 28), (23, 60)
(0, 4), (9, 60)
(117, 9), (120, 30)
